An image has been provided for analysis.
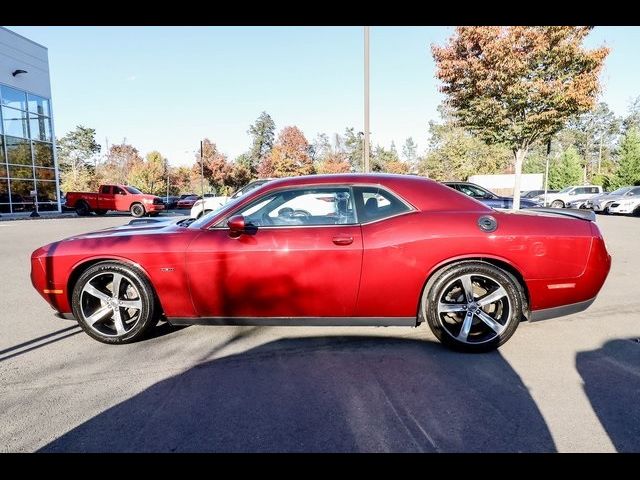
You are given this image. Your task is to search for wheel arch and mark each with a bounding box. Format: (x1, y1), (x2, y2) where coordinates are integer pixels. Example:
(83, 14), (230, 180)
(67, 256), (164, 316)
(417, 255), (530, 324)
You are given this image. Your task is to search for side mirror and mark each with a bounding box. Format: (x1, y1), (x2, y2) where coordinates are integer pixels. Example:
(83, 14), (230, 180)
(227, 215), (246, 238)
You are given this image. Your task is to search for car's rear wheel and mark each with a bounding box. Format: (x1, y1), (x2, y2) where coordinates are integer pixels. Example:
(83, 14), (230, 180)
(75, 201), (90, 216)
(130, 202), (145, 218)
(551, 200), (564, 208)
(71, 262), (158, 344)
(422, 261), (523, 352)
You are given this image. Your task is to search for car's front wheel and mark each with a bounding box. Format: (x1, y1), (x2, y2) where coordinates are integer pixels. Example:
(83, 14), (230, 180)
(71, 261), (158, 344)
(422, 261), (524, 352)
(551, 200), (564, 208)
(130, 203), (145, 218)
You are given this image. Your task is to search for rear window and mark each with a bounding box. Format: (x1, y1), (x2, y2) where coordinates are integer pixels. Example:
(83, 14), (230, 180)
(353, 186), (411, 223)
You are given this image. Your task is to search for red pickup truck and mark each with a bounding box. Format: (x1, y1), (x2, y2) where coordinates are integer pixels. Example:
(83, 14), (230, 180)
(64, 185), (165, 217)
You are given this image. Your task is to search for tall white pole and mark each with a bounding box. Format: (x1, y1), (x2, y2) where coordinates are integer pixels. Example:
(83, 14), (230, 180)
(364, 26), (370, 173)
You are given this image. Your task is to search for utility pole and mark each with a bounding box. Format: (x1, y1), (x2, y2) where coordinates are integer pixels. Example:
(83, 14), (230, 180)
(544, 138), (552, 207)
(200, 140), (205, 198)
(364, 26), (370, 173)
(166, 158), (170, 201)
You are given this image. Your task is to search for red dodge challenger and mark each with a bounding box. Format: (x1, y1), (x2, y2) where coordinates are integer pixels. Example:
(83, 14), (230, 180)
(31, 174), (611, 352)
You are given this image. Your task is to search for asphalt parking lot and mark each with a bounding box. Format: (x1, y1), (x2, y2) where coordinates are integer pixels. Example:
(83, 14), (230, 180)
(0, 213), (638, 452)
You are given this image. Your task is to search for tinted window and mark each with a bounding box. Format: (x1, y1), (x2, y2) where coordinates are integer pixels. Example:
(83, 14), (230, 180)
(590, 187), (599, 194)
(629, 187), (640, 196)
(125, 186), (142, 194)
(353, 186), (410, 223)
(100, 185), (111, 194)
(114, 187), (126, 195)
(457, 184), (493, 199)
(231, 186), (356, 227)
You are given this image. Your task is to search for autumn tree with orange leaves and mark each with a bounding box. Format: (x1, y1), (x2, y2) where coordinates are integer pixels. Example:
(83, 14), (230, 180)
(258, 126), (315, 178)
(432, 26), (608, 209)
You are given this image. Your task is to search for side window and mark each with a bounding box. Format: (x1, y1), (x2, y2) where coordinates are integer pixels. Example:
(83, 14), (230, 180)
(353, 186), (411, 223)
(100, 185), (111, 194)
(229, 186), (356, 227)
(572, 188), (583, 195)
(629, 187), (640, 196)
(113, 187), (125, 195)
(590, 187), (599, 194)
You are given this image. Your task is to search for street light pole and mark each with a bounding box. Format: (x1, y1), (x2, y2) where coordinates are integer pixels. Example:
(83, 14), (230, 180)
(364, 26), (370, 173)
(200, 140), (205, 198)
(166, 158), (170, 201)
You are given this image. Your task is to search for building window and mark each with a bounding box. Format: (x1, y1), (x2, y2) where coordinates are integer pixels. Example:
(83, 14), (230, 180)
(0, 82), (57, 213)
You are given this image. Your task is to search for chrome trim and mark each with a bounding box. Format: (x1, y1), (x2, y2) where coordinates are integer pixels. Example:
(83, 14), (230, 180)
(210, 182), (417, 229)
(167, 316), (417, 327)
(529, 297), (596, 322)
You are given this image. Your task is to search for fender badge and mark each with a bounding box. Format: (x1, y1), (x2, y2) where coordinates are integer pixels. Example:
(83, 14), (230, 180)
(160, 267), (175, 272)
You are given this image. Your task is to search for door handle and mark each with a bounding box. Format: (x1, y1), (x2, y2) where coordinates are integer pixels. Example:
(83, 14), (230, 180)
(332, 236), (353, 246)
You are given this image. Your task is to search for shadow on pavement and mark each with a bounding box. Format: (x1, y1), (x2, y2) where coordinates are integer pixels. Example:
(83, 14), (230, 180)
(40, 335), (555, 452)
(0, 325), (82, 362)
(576, 338), (640, 452)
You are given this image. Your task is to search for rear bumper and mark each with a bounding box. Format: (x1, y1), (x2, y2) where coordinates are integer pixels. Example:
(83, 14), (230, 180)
(147, 204), (165, 213)
(529, 297), (596, 321)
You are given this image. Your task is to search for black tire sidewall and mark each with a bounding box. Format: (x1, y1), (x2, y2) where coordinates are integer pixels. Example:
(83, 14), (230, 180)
(130, 203), (145, 217)
(76, 201), (89, 216)
(423, 261), (523, 353)
(71, 261), (157, 344)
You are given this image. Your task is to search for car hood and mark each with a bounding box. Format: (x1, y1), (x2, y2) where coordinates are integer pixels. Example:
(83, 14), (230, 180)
(64, 217), (188, 241)
(589, 193), (623, 204)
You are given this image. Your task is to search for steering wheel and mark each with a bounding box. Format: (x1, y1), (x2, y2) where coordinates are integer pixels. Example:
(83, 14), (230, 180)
(292, 209), (311, 218)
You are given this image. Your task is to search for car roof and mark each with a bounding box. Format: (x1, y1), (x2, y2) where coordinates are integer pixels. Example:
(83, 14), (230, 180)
(238, 174), (492, 213)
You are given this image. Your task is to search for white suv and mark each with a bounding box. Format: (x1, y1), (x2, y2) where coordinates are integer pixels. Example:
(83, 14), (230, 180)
(535, 185), (603, 208)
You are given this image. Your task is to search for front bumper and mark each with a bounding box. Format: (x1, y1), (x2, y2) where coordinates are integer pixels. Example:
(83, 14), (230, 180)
(146, 203), (165, 213)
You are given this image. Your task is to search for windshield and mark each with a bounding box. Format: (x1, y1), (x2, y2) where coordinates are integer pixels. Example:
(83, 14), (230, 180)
(558, 187), (573, 193)
(125, 186), (142, 194)
(610, 187), (632, 195)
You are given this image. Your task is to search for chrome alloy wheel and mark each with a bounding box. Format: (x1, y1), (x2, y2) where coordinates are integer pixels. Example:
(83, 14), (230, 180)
(80, 272), (143, 337)
(436, 273), (512, 345)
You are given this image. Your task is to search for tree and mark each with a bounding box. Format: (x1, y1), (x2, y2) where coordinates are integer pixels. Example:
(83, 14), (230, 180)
(317, 152), (351, 174)
(127, 151), (166, 195)
(610, 128), (640, 188)
(623, 96), (640, 132)
(57, 125), (101, 192)
(417, 119), (512, 180)
(258, 126), (315, 178)
(432, 26), (608, 209)
(311, 133), (331, 162)
(344, 127), (364, 172)
(548, 146), (583, 190)
(198, 139), (232, 194)
(244, 112), (276, 175)
(100, 143), (143, 185)
(402, 137), (418, 172)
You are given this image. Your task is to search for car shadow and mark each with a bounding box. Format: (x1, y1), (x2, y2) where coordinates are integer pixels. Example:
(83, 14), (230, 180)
(40, 335), (555, 452)
(576, 338), (640, 452)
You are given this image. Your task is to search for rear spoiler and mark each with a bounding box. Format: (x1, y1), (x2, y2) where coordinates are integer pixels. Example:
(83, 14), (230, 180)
(529, 207), (596, 222)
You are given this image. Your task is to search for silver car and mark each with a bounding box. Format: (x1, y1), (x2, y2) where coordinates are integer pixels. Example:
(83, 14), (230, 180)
(584, 186), (640, 213)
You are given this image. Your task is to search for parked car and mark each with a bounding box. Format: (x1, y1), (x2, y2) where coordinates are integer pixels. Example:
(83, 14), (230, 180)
(521, 189), (558, 199)
(533, 185), (603, 208)
(607, 195), (640, 216)
(582, 186), (640, 213)
(31, 173), (611, 352)
(161, 196), (181, 209)
(444, 182), (541, 209)
(191, 179), (274, 218)
(176, 195), (201, 209)
(64, 184), (165, 218)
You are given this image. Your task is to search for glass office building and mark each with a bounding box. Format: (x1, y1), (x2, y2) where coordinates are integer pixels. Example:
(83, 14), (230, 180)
(0, 27), (59, 214)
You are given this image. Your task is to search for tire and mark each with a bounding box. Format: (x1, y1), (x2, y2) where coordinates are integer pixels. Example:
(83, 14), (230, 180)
(633, 205), (640, 217)
(95, 209), (108, 216)
(421, 261), (524, 352)
(130, 202), (145, 218)
(71, 261), (158, 344)
(75, 201), (90, 216)
(197, 209), (212, 219)
(551, 200), (564, 208)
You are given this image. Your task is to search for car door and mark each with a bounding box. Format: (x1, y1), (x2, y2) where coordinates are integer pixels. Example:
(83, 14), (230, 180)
(186, 185), (363, 318)
(98, 185), (115, 211)
(112, 186), (129, 211)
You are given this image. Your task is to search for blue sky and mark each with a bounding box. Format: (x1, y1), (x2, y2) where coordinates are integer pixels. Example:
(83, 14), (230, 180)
(6, 26), (640, 167)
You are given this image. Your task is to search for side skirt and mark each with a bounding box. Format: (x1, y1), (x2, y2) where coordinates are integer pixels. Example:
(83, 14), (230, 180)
(167, 316), (417, 327)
